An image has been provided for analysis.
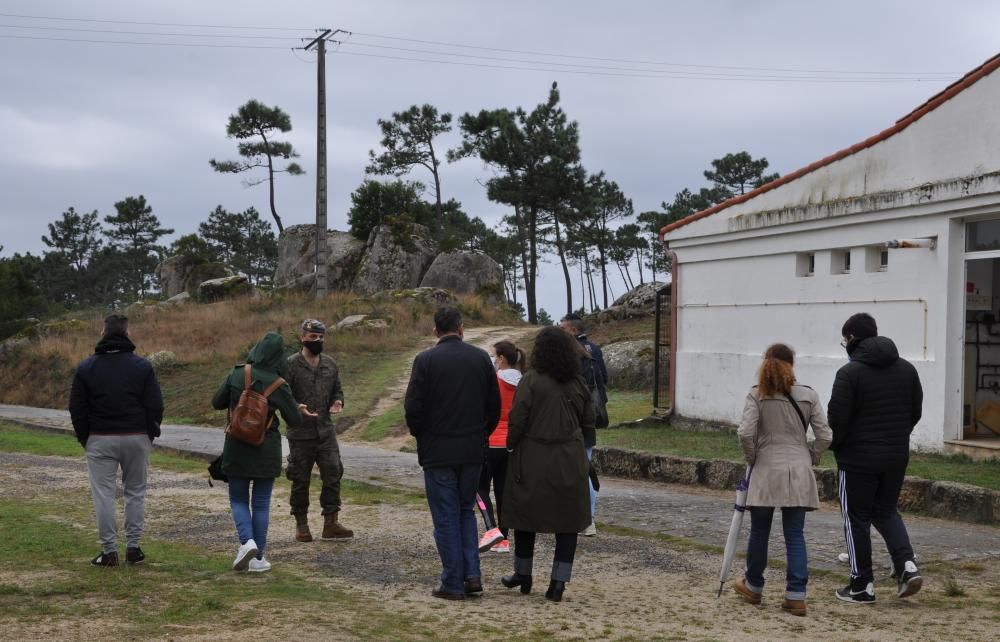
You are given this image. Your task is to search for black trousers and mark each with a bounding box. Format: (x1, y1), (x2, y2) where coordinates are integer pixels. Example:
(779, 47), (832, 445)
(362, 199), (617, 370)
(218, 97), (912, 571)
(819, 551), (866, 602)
(514, 530), (578, 565)
(477, 448), (509, 537)
(838, 467), (915, 585)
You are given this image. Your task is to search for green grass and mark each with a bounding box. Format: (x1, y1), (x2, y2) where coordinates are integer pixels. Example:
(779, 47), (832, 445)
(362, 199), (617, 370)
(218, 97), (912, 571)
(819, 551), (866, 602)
(337, 350), (418, 430)
(607, 390), (655, 426)
(360, 403), (406, 442)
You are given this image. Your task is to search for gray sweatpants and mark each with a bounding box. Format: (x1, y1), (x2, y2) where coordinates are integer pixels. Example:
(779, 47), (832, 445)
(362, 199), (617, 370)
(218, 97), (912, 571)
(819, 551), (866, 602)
(85, 434), (151, 553)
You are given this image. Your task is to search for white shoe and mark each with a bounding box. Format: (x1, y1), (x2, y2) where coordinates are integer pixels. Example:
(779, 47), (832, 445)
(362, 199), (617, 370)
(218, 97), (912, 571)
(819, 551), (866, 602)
(248, 557), (272, 573)
(581, 522), (597, 537)
(233, 539), (258, 571)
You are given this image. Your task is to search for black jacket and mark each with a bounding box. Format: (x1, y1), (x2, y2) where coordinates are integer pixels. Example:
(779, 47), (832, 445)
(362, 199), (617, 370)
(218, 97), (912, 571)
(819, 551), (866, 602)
(69, 334), (165, 446)
(404, 335), (502, 468)
(827, 336), (923, 471)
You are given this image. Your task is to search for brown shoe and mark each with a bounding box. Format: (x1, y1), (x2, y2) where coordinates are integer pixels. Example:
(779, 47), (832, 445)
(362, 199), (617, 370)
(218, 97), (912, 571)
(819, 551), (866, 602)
(782, 598), (807, 616)
(733, 578), (762, 605)
(321, 511), (354, 540)
(294, 513), (313, 543)
(431, 585), (465, 601)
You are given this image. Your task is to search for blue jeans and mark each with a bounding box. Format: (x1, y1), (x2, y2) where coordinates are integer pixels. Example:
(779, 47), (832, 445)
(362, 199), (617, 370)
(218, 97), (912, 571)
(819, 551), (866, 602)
(585, 447), (597, 521)
(744, 507), (808, 600)
(423, 464), (481, 594)
(228, 477), (274, 560)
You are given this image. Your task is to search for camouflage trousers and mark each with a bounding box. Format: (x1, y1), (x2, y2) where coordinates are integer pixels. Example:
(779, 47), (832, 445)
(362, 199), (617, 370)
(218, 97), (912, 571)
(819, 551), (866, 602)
(286, 429), (344, 515)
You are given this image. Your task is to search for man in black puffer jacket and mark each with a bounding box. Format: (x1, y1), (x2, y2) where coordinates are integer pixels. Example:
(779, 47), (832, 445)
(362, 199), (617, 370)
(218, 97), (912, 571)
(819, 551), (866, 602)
(828, 312), (923, 605)
(69, 313), (164, 568)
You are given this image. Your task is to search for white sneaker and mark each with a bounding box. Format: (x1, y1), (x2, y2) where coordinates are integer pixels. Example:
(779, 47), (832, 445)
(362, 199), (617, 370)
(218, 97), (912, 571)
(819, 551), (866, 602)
(233, 539), (258, 571)
(248, 557), (272, 573)
(581, 522), (597, 537)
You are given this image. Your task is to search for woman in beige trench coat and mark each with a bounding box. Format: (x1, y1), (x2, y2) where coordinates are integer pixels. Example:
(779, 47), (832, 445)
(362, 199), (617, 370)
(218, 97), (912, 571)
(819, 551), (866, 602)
(732, 344), (832, 617)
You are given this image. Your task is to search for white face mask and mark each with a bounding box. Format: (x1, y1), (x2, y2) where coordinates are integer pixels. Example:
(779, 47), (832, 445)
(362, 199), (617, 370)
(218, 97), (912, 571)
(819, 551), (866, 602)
(491, 356), (499, 370)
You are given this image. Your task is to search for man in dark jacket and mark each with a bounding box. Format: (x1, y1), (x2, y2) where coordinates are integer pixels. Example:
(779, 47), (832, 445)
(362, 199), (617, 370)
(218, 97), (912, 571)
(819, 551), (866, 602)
(828, 312), (923, 604)
(560, 313), (607, 536)
(404, 307), (501, 600)
(69, 314), (164, 567)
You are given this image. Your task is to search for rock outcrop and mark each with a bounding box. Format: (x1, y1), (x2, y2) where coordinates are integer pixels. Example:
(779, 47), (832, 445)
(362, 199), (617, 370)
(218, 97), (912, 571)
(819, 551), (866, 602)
(419, 251), (503, 297)
(196, 275), (251, 302)
(602, 339), (655, 390)
(155, 256), (231, 299)
(610, 281), (670, 317)
(352, 224), (438, 295)
(273, 224), (367, 292)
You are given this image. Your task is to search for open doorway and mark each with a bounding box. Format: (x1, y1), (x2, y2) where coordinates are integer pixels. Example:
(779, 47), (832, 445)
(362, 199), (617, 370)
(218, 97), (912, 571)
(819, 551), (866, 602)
(963, 257), (1000, 443)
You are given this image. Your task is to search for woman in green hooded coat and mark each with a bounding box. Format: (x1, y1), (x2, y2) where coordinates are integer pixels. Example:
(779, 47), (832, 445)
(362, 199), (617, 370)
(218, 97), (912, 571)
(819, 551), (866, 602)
(212, 331), (303, 572)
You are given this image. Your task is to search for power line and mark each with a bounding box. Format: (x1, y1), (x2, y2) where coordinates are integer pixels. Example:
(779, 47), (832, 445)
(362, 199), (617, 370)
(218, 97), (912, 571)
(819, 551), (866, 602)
(0, 33), (291, 49)
(334, 40), (956, 81)
(0, 11), (311, 31)
(0, 23), (302, 40)
(348, 31), (959, 77)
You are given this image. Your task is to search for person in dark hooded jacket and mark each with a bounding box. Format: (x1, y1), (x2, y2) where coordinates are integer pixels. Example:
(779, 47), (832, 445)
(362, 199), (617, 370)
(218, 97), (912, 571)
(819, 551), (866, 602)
(828, 313), (923, 604)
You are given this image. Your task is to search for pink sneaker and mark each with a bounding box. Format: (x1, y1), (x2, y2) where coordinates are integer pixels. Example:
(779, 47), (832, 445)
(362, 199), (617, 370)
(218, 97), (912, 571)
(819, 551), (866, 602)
(491, 539), (510, 553)
(478, 527), (504, 552)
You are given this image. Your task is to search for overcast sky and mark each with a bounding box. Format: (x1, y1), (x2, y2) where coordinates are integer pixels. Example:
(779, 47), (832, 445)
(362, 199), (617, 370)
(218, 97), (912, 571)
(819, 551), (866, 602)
(2, 1), (999, 316)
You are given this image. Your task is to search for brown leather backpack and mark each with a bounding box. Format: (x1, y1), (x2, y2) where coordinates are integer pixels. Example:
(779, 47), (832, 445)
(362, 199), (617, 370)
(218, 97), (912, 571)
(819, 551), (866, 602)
(226, 364), (285, 446)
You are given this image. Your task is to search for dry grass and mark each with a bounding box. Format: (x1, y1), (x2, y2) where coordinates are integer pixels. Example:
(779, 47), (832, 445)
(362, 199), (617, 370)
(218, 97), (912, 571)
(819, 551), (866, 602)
(0, 291), (522, 413)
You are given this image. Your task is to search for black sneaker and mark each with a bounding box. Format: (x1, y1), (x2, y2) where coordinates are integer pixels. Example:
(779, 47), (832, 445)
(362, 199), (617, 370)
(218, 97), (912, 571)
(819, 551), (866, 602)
(126, 547), (145, 565)
(91, 551), (119, 567)
(894, 561), (922, 598)
(835, 581), (876, 604)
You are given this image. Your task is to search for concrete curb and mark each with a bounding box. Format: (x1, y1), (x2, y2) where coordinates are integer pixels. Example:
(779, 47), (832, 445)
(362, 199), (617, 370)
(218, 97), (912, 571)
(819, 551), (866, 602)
(592, 446), (1000, 525)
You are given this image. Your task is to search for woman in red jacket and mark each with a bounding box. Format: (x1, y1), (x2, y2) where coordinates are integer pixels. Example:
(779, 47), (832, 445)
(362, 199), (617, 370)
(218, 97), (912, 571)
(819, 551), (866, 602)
(477, 340), (524, 553)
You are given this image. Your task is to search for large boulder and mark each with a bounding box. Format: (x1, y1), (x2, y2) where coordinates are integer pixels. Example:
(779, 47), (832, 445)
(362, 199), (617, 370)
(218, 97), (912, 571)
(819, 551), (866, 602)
(273, 224), (367, 292)
(196, 275), (251, 302)
(603, 339), (655, 390)
(610, 281), (670, 318)
(352, 224), (438, 295)
(155, 255), (231, 298)
(419, 250), (503, 298)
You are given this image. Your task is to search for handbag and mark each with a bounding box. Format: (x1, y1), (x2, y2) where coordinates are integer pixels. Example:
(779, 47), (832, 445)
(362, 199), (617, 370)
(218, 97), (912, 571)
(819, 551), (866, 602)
(207, 454), (228, 486)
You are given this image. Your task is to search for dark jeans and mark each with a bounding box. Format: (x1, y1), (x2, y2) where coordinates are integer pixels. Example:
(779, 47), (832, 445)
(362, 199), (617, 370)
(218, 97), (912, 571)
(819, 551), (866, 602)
(744, 507), (808, 600)
(229, 477), (274, 560)
(839, 467), (915, 585)
(477, 448), (509, 537)
(424, 464), (481, 594)
(514, 530), (579, 581)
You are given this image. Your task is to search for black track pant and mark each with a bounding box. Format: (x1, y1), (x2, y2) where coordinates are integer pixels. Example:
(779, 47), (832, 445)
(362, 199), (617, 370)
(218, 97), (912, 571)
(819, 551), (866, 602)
(838, 466), (915, 585)
(477, 448), (509, 537)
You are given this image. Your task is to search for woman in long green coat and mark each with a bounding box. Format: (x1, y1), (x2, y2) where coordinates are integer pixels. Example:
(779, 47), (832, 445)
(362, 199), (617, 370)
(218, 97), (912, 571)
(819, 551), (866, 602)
(500, 326), (595, 602)
(212, 331), (303, 573)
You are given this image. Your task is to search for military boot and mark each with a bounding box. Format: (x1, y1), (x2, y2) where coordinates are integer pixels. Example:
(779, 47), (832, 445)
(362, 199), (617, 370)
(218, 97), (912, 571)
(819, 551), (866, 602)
(294, 513), (313, 543)
(321, 511), (354, 540)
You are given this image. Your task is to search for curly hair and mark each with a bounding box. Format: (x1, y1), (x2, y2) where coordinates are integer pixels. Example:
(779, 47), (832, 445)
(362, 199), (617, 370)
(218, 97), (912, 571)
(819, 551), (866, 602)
(757, 343), (796, 398)
(529, 326), (581, 383)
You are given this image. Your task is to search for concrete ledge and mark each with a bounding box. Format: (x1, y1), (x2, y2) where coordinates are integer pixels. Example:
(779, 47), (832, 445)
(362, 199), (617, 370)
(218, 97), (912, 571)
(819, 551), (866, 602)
(592, 446), (1000, 525)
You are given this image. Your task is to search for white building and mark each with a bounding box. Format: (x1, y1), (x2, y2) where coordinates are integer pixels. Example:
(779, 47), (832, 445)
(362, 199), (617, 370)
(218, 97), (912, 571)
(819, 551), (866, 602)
(660, 53), (1000, 456)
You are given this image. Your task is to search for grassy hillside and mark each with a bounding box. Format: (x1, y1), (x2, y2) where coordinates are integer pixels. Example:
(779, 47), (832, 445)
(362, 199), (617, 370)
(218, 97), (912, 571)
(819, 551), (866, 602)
(0, 291), (521, 427)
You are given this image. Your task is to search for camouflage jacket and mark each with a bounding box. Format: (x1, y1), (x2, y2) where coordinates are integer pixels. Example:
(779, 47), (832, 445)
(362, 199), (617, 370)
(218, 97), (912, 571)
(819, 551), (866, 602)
(285, 352), (345, 440)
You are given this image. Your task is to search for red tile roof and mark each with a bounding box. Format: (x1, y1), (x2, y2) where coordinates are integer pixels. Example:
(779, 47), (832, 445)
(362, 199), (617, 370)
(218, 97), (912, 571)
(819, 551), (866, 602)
(660, 51), (1000, 239)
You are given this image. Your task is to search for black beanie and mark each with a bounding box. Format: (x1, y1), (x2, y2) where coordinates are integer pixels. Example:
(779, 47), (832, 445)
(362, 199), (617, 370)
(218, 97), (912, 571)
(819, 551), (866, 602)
(842, 313), (878, 340)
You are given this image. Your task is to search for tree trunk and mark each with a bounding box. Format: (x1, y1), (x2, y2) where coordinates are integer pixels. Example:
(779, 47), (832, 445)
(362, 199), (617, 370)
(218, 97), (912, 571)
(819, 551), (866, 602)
(259, 130), (285, 233)
(650, 238), (657, 283)
(584, 251), (596, 312)
(526, 206), (539, 324)
(428, 140), (443, 218)
(616, 261), (629, 292)
(551, 213), (573, 316)
(598, 243), (609, 310)
(623, 262), (635, 290)
(636, 247), (645, 284)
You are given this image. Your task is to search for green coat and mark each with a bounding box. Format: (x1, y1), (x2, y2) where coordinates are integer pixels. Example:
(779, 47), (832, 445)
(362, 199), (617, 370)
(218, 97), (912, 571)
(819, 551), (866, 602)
(284, 352), (344, 440)
(501, 370), (595, 534)
(212, 332), (302, 479)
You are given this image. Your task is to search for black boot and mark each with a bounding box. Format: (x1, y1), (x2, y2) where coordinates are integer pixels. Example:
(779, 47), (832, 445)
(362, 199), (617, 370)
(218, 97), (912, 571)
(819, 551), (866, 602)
(545, 579), (566, 602)
(501, 573), (533, 594)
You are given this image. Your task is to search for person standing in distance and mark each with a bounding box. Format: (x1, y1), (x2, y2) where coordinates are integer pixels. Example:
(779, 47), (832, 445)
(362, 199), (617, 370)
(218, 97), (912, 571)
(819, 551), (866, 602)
(405, 307), (501, 600)
(829, 313), (923, 604)
(559, 313), (607, 537)
(285, 319), (353, 542)
(69, 313), (164, 567)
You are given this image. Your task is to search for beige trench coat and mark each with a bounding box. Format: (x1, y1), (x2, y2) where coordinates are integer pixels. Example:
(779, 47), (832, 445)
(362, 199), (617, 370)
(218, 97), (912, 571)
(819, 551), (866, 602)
(737, 384), (832, 510)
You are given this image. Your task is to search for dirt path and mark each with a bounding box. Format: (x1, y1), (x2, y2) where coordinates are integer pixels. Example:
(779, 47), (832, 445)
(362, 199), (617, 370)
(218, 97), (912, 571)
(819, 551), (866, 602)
(3, 451), (998, 642)
(342, 324), (538, 445)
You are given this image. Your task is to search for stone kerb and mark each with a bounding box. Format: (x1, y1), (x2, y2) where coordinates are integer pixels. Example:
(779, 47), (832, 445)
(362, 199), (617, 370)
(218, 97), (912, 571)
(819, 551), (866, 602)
(592, 446), (999, 525)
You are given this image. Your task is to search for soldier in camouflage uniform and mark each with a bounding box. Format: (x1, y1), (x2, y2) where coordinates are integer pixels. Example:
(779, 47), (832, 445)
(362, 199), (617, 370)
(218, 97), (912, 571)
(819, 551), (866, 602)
(284, 319), (354, 541)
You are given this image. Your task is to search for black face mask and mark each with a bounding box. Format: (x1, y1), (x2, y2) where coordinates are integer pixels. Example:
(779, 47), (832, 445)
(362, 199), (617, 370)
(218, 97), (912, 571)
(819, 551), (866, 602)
(844, 338), (859, 356)
(303, 340), (324, 355)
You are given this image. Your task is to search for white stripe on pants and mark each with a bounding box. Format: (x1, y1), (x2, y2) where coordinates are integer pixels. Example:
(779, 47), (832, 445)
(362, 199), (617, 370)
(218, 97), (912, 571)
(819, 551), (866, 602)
(838, 470), (859, 578)
(86, 434), (151, 553)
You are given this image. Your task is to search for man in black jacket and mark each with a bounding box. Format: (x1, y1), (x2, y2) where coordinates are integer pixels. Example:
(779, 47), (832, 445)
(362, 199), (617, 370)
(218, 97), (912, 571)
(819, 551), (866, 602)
(404, 307), (501, 600)
(828, 312), (923, 604)
(69, 314), (164, 567)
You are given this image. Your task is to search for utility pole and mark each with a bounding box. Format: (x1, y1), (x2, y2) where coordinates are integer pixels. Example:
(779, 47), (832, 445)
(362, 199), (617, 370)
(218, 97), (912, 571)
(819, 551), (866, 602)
(304, 29), (344, 300)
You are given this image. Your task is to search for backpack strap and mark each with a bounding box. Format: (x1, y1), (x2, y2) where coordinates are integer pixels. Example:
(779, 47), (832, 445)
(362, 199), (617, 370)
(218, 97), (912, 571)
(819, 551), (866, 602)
(243, 364), (252, 390)
(261, 376), (286, 399)
(785, 393), (809, 431)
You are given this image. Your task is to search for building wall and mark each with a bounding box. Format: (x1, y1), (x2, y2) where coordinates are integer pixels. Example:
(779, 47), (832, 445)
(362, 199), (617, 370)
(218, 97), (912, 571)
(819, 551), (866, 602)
(673, 210), (956, 450)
